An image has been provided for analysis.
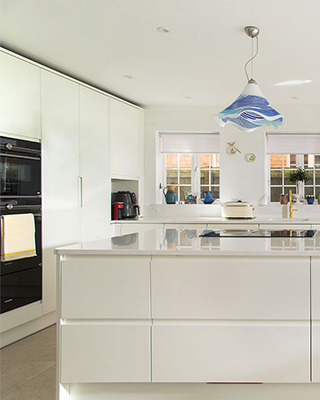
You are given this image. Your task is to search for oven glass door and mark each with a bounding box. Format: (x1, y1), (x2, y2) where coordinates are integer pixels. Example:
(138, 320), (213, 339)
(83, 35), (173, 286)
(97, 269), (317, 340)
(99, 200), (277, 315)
(0, 154), (41, 197)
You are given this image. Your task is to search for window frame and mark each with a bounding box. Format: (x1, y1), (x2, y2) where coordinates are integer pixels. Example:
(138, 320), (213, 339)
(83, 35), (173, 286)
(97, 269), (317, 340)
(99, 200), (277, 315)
(162, 152), (220, 203)
(268, 153), (320, 203)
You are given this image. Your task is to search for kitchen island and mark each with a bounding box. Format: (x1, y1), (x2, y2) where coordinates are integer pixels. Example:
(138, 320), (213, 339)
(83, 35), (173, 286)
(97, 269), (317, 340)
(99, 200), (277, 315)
(55, 228), (320, 400)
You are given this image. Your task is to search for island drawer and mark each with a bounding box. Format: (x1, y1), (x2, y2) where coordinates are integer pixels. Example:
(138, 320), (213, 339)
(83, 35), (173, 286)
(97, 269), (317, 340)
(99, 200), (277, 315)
(311, 257), (320, 382)
(152, 324), (309, 383)
(151, 256), (310, 320)
(60, 324), (151, 383)
(60, 256), (150, 319)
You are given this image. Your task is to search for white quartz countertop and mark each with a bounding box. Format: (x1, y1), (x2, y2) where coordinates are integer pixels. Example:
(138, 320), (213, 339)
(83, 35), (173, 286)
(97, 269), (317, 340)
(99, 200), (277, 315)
(55, 227), (320, 257)
(111, 217), (320, 224)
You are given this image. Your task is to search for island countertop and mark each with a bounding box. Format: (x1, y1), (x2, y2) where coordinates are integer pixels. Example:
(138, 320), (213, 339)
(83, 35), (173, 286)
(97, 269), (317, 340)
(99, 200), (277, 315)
(55, 227), (320, 257)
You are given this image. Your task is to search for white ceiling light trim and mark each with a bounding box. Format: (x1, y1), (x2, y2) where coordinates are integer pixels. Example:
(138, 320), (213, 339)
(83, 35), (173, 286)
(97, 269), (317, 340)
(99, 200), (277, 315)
(214, 26), (286, 132)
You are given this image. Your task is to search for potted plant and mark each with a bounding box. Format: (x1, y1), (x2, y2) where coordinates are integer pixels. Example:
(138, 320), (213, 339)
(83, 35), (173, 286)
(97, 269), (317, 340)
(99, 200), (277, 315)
(288, 167), (311, 203)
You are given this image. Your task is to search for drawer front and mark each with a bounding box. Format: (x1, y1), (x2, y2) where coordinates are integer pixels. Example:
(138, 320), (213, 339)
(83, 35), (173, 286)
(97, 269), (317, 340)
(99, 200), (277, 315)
(312, 324), (320, 382)
(151, 257), (309, 320)
(152, 325), (309, 383)
(61, 256), (150, 319)
(312, 257), (320, 320)
(61, 324), (151, 383)
(312, 258), (320, 382)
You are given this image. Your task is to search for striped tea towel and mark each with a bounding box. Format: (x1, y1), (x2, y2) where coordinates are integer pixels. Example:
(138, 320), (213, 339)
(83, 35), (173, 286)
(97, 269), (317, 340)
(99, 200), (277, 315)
(1, 213), (37, 261)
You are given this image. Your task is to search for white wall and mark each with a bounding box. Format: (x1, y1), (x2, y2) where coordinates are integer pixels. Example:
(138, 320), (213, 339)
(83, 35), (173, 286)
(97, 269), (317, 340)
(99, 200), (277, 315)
(144, 104), (320, 206)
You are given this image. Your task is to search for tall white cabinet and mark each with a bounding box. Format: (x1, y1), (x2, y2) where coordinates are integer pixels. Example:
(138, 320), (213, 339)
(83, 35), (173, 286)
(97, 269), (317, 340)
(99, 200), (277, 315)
(0, 48), (144, 346)
(41, 71), (110, 314)
(41, 70), (81, 314)
(79, 86), (110, 242)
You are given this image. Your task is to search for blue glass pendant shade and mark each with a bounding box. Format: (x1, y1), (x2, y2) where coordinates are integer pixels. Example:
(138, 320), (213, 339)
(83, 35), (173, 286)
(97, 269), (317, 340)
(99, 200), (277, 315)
(214, 81), (285, 132)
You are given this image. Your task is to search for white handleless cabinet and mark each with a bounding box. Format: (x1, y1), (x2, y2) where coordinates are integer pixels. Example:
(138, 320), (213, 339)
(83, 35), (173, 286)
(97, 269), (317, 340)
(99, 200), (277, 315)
(109, 98), (141, 178)
(152, 324), (309, 383)
(151, 257), (309, 320)
(58, 256), (151, 383)
(151, 256), (310, 383)
(0, 51), (41, 139)
(312, 257), (320, 382)
(79, 87), (109, 242)
(61, 256), (150, 319)
(41, 70), (81, 314)
(61, 324), (151, 383)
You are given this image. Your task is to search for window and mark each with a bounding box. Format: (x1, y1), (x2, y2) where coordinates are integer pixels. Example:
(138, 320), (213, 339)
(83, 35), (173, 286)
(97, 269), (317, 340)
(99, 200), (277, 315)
(269, 153), (320, 202)
(267, 133), (320, 203)
(164, 153), (220, 202)
(160, 132), (220, 203)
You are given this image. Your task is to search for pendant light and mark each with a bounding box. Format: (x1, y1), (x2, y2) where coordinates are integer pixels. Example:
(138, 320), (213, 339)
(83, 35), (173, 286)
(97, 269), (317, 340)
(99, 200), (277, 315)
(214, 26), (285, 132)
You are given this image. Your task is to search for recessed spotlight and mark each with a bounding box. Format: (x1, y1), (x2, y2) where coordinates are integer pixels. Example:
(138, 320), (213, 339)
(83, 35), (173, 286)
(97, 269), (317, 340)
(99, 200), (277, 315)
(123, 75), (134, 80)
(184, 96), (192, 99)
(274, 80), (312, 87)
(157, 26), (170, 34)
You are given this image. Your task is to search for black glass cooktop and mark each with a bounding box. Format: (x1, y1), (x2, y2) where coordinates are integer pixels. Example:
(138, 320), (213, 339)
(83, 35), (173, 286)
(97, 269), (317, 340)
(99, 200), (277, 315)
(200, 229), (317, 238)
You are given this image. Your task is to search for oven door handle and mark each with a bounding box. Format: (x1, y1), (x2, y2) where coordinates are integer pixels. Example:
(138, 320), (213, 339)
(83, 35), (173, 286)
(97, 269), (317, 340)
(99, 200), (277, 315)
(0, 152), (40, 161)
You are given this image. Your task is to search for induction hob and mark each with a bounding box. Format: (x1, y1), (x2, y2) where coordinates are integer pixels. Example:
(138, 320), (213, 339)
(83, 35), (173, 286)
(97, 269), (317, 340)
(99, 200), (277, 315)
(200, 229), (317, 238)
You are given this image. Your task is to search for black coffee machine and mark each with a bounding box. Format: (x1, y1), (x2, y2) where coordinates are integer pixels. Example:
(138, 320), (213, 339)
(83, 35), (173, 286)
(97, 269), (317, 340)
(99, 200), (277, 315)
(111, 191), (140, 220)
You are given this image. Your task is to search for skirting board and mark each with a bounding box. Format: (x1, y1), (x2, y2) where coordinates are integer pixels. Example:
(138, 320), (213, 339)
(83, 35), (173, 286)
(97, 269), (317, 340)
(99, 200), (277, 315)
(0, 311), (56, 348)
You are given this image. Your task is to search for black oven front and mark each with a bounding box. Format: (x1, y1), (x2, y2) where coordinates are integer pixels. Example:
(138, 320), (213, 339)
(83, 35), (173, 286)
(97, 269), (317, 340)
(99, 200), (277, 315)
(0, 135), (42, 314)
(0, 200), (42, 314)
(0, 136), (41, 197)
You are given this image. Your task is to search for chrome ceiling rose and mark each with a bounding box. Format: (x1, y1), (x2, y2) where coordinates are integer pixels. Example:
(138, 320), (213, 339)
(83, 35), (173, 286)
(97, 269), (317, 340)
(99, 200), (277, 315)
(244, 26), (260, 38)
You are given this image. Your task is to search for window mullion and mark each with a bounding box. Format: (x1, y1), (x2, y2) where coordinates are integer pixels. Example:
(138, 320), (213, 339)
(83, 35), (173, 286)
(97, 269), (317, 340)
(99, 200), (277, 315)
(192, 154), (198, 197)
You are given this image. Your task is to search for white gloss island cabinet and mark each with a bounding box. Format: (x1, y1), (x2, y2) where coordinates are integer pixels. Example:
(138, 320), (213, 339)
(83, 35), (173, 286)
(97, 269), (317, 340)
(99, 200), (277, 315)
(312, 257), (320, 382)
(56, 245), (316, 399)
(59, 256), (151, 383)
(151, 256), (309, 383)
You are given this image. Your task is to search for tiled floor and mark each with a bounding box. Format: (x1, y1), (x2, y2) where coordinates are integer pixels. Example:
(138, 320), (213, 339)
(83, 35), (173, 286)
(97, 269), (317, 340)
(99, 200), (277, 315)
(0, 325), (56, 400)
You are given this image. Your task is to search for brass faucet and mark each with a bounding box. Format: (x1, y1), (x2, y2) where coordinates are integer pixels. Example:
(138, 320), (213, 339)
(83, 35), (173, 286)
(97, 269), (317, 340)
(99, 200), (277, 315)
(289, 190), (297, 218)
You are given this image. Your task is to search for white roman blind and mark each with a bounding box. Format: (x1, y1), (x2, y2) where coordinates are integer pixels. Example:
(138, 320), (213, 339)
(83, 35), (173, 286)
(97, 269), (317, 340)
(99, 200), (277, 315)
(160, 132), (220, 153)
(267, 133), (320, 154)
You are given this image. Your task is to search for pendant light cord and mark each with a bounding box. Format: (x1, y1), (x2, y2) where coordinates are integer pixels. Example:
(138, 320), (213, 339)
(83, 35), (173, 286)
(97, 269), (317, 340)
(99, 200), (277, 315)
(244, 36), (259, 82)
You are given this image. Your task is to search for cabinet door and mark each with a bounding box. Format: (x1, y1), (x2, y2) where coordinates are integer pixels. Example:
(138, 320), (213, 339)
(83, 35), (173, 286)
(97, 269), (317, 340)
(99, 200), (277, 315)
(109, 98), (141, 177)
(151, 257), (309, 320)
(61, 324), (151, 383)
(0, 52), (41, 139)
(312, 257), (320, 382)
(79, 86), (109, 242)
(61, 256), (150, 319)
(41, 70), (80, 314)
(152, 324), (309, 383)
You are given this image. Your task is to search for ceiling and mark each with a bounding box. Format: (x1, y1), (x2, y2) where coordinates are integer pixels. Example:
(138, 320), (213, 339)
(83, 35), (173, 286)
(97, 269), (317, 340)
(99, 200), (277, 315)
(1, 0), (320, 107)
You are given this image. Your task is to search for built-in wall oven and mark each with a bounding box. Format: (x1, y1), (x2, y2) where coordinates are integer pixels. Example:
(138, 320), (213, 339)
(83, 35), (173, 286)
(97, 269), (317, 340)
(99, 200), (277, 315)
(0, 136), (42, 314)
